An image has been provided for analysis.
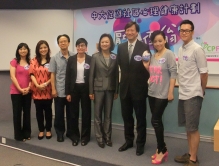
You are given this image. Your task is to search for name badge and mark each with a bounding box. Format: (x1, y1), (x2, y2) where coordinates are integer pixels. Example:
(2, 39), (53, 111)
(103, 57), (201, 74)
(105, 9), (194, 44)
(110, 54), (116, 59)
(183, 55), (188, 61)
(134, 55), (142, 61)
(24, 64), (29, 70)
(84, 63), (90, 69)
(158, 58), (166, 64)
(44, 63), (50, 68)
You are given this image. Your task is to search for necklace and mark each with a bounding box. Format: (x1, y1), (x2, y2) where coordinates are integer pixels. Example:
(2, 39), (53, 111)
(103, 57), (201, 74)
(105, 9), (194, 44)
(156, 48), (166, 57)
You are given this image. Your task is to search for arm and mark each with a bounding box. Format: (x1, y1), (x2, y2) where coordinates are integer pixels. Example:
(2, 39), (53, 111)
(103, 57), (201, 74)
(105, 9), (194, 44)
(167, 51), (177, 101)
(168, 78), (176, 101)
(89, 55), (95, 100)
(200, 73), (208, 95)
(195, 47), (208, 95)
(65, 59), (71, 102)
(30, 75), (46, 91)
(142, 61), (150, 72)
(50, 72), (57, 97)
(114, 60), (119, 100)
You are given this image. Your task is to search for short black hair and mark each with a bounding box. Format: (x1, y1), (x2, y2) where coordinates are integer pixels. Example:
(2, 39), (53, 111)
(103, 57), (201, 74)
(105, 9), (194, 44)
(98, 33), (115, 52)
(150, 30), (170, 51)
(57, 34), (70, 44)
(75, 38), (88, 47)
(180, 20), (194, 31)
(124, 21), (140, 32)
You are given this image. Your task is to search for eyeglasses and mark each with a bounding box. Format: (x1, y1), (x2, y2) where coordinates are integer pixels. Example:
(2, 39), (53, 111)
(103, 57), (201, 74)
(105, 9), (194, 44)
(179, 29), (193, 34)
(76, 44), (86, 48)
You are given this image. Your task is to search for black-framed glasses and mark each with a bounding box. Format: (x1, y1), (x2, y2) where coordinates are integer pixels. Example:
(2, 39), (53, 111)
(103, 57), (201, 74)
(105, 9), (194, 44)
(76, 44), (86, 48)
(179, 29), (193, 34)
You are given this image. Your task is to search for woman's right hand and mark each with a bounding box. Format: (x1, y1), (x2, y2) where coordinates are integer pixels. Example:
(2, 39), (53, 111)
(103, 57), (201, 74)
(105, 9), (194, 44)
(89, 94), (94, 100)
(37, 84), (46, 91)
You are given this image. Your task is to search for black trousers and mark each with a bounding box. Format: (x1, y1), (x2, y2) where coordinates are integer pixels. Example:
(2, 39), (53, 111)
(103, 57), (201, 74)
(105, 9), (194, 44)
(121, 91), (147, 147)
(11, 93), (31, 140)
(148, 96), (168, 153)
(54, 97), (71, 136)
(34, 99), (53, 132)
(69, 83), (91, 141)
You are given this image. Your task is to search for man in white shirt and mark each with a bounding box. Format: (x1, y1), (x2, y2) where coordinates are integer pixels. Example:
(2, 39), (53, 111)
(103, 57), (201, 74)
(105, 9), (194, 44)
(174, 20), (208, 166)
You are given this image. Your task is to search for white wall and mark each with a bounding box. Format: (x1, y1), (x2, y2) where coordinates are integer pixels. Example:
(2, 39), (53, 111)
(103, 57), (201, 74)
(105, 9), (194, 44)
(0, 10), (74, 70)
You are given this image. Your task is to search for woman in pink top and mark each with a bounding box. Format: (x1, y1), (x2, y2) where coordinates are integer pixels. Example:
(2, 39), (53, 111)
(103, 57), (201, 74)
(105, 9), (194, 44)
(29, 40), (52, 140)
(10, 43), (32, 142)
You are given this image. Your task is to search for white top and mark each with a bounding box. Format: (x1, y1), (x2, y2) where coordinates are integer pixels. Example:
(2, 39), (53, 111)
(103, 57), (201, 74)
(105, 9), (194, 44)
(178, 40), (208, 100)
(76, 61), (85, 83)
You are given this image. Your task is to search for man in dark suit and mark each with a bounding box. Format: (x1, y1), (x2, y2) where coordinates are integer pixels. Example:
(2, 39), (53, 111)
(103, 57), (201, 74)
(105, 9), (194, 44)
(117, 21), (150, 156)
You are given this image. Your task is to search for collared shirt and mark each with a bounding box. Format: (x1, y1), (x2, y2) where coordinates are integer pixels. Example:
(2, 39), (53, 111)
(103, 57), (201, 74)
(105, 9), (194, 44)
(178, 40), (208, 100)
(128, 39), (137, 51)
(49, 51), (74, 97)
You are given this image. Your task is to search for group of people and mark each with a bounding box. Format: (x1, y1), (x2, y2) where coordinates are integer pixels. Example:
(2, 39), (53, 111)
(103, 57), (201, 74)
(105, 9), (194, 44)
(10, 19), (208, 166)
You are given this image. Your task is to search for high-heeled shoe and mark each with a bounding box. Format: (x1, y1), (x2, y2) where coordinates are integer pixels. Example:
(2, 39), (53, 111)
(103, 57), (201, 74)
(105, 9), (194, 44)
(151, 153), (157, 160)
(152, 151), (168, 165)
(151, 149), (158, 159)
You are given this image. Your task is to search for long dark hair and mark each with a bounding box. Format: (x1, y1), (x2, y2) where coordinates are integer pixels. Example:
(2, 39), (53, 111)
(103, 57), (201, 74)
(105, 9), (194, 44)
(35, 40), (51, 65)
(150, 30), (170, 52)
(15, 43), (30, 64)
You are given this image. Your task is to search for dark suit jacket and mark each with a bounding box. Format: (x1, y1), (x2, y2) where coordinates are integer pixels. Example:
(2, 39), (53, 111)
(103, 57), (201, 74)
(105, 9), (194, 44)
(89, 52), (119, 94)
(117, 40), (150, 100)
(65, 53), (91, 95)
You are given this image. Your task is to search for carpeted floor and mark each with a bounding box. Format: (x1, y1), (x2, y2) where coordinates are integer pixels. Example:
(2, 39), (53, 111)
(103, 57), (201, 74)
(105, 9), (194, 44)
(0, 118), (219, 166)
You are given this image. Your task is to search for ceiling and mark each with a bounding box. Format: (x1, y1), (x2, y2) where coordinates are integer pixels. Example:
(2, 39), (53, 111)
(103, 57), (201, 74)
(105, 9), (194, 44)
(0, 0), (171, 9)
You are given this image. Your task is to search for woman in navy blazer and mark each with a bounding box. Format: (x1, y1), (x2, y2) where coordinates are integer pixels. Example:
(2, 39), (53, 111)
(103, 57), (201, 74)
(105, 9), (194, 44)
(89, 34), (119, 148)
(65, 38), (91, 146)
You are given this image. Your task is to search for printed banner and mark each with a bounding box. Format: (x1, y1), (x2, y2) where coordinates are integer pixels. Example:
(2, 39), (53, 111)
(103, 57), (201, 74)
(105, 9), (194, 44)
(74, 0), (219, 74)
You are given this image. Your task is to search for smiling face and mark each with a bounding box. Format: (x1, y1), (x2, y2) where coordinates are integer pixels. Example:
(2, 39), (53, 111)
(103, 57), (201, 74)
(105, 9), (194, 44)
(180, 24), (194, 45)
(76, 43), (87, 54)
(100, 37), (111, 51)
(18, 46), (28, 58)
(125, 24), (138, 43)
(152, 34), (166, 52)
(39, 43), (48, 57)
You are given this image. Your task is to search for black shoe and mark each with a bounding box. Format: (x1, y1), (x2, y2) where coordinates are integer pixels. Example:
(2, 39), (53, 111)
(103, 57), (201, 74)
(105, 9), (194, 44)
(66, 133), (70, 138)
(98, 142), (105, 148)
(72, 140), (79, 146)
(105, 140), (112, 147)
(38, 132), (44, 140)
(57, 135), (64, 142)
(46, 132), (52, 139)
(81, 140), (88, 146)
(15, 137), (26, 142)
(118, 142), (133, 152)
(136, 146), (144, 156)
